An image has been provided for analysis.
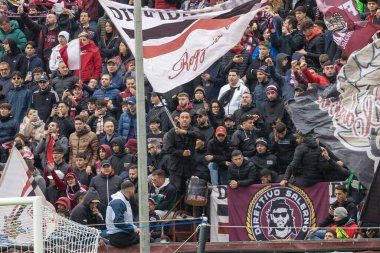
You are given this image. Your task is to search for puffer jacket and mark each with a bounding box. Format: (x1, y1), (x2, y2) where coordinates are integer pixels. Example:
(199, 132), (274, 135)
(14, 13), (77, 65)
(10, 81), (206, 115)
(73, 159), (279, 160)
(227, 160), (259, 187)
(230, 125), (258, 158)
(250, 152), (279, 172)
(0, 20), (27, 58)
(0, 115), (19, 144)
(69, 125), (99, 168)
(118, 111), (137, 140)
(6, 85), (32, 123)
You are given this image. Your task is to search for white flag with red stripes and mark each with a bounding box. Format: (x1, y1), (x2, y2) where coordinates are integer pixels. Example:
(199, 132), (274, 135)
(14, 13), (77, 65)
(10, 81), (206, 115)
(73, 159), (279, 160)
(99, 0), (265, 93)
(59, 38), (81, 70)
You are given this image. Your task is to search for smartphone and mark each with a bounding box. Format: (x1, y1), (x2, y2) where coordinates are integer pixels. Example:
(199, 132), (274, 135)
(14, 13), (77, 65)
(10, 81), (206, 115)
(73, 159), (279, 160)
(27, 71), (32, 77)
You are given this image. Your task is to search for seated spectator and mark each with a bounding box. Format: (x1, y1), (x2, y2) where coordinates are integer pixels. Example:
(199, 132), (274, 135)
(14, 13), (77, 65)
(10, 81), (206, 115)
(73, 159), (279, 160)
(250, 138), (279, 173)
(70, 189), (105, 229)
(208, 99), (225, 129)
(280, 131), (324, 187)
(228, 150), (259, 189)
(106, 181), (139, 248)
(0, 103), (19, 161)
(19, 108), (45, 146)
(324, 230), (337, 240)
(51, 61), (79, 99)
(359, 223), (379, 239)
(35, 122), (68, 169)
(74, 152), (94, 186)
(330, 207), (358, 239)
(148, 169), (177, 219)
(207, 126), (232, 185)
(148, 198), (162, 242)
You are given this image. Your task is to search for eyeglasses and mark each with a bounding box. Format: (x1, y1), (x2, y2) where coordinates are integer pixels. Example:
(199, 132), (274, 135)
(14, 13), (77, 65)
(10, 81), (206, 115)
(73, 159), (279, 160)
(12, 77), (21, 80)
(272, 212), (288, 218)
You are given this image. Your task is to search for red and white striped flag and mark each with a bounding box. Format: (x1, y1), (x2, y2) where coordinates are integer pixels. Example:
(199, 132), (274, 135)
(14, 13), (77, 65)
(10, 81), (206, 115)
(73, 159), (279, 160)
(99, 0), (266, 93)
(59, 38), (81, 70)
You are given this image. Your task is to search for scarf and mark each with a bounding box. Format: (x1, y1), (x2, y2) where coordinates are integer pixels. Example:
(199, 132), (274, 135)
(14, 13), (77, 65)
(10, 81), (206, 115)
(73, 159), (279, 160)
(219, 86), (237, 107)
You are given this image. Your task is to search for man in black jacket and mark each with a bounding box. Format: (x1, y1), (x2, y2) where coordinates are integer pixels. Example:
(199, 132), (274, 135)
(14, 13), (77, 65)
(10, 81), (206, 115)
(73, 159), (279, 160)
(250, 138), (279, 174)
(280, 132), (324, 187)
(165, 111), (201, 195)
(228, 150), (259, 188)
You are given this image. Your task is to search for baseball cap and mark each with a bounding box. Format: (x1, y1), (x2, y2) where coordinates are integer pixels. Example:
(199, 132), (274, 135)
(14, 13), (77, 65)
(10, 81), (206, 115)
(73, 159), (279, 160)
(101, 160), (111, 167)
(127, 96), (136, 105)
(215, 126), (227, 136)
(224, 114), (235, 121)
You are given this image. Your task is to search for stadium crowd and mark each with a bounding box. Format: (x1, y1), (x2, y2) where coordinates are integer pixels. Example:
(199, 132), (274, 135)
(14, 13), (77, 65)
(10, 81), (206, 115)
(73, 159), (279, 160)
(0, 0), (378, 248)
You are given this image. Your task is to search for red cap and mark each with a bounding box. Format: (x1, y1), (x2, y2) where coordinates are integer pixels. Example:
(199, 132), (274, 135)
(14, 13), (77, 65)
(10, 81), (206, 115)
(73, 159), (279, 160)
(215, 126), (227, 136)
(73, 83), (83, 90)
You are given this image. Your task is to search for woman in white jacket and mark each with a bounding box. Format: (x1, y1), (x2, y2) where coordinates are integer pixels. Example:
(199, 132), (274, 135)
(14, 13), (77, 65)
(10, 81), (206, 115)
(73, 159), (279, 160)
(49, 31), (70, 73)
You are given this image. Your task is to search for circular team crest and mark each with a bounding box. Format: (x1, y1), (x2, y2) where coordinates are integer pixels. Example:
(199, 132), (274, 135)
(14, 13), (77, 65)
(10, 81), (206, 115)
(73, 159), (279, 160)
(246, 185), (316, 241)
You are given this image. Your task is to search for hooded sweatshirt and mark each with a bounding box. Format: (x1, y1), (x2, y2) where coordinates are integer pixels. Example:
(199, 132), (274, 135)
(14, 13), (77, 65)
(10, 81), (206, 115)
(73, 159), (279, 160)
(70, 189), (104, 228)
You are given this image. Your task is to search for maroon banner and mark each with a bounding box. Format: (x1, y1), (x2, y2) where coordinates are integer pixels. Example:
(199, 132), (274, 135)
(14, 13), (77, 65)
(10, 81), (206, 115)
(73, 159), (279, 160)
(316, 0), (380, 56)
(228, 183), (329, 241)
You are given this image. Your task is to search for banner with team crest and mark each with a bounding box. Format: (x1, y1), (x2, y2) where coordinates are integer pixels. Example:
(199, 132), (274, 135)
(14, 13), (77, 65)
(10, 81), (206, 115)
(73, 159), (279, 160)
(227, 183), (329, 241)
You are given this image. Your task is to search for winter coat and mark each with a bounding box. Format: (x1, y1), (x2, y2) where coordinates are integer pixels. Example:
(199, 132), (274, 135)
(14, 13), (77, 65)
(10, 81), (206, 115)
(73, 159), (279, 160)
(230, 125), (258, 158)
(35, 134), (69, 168)
(19, 54), (45, 77)
(51, 72), (79, 100)
(304, 29), (325, 68)
(94, 144), (112, 173)
(1, 39), (23, 73)
(31, 87), (59, 122)
(89, 171), (123, 217)
(196, 124), (214, 144)
(270, 29), (305, 56)
(100, 36), (121, 63)
(148, 178), (177, 211)
(0, 115), (19, 144)
(0, 20), (27, 58)
(118, 111), (138, 140)
(207, 99), (225, 129)
(193, 147), (211, 181)
(253, 79), (278, 109)
(218, 80), (250, 115)
(70, 189), (104, 228)
(19, 116), (45, 143)
(100, 132), (124, 147)
(319, 199), (358, 227)
(49, 44), (64, 72)
(259, 98), (286, 133)
(93, 85), (121, 117)
(146, 103), (172, 132)
(207, 137), (233, 170)
(227, 160), (259, 186)
(69, 126), (100, 168)
(106, 191), (136, 235)
(250, 152), (279, 173)
(51, 171), (88, 206)
(165, 126), (202, 178)
(109, 137), (132, 176)
(75, 40), (102, 82)
(284, 137), (324, 186)
(86, 112), (116, 136)
(6, 85), (32, 123)
(245, 54), (270, 89)
(233, 104), (260, 126)
(221, 48), (251, 77)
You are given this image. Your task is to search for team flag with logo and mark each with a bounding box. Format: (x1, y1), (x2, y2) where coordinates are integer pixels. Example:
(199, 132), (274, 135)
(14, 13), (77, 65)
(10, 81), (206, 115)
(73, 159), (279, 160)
(99, 0), (265, 93)
(316, 0), (380, 56)
(286, 39), (380, 189)
(228, 183), (329, 241)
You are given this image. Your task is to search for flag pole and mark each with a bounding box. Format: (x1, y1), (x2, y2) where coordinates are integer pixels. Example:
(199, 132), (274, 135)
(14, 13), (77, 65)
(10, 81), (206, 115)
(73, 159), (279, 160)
(78, 39), (82, 83)
(134, 0), (150, 252)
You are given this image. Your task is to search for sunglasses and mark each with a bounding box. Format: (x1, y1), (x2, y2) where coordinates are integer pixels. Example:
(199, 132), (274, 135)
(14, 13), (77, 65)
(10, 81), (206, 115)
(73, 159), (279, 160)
(39, 81), (47, 84)
(216, 134), (226, 138)
(12, 77), (21, 80)
(272, 212), (288, 218)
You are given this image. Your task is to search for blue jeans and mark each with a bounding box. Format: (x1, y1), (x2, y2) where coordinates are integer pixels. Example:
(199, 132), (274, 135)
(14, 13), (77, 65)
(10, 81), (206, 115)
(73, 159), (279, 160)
(308, 229), (326, 240)
(208, 162), (228, 185)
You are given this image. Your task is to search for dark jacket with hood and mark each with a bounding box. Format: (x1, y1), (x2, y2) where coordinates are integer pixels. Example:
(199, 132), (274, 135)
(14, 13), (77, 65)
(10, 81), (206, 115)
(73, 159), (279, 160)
(1, 38), (23, 73)
(109, 137), (133, 176)
(6, 84), (32, 123)
(259, 97), (286, 133)
(221, 48), (251, 78)
(227, 160), (259, 187)
(305, 28), (325, 68)
(233, 103), (260, 127)
(70, 189), (105, 228)
(46, 115), (75, 139)
(270, 30), (305, 56)
(94, 144), (112, 173)
(230, 125), (258, 158)
(89, 170), (123, 217)
(284, 136), (324, 186)
(0, 114), (18, 144)
(51, 71), (79, 99)
(207, 136), (233, 171)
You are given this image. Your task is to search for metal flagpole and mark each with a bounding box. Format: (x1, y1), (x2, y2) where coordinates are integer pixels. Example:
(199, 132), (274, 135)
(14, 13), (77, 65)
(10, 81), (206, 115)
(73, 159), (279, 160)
(134, 0), (150, 252)
(78, 39), (82, 82)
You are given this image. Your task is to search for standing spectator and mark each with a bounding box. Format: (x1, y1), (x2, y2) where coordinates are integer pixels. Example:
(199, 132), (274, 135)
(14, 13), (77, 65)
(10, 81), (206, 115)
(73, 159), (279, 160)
(24, 67), (43, 92)
(230, 115), (260, 159)
(1, 38), (23, 73)
(146, 92), (171, 133)
(284, 3), (316, 23)
(146, 118), (165, 146)
(361, 0), (380, 24)
(72, 11), (97, 41)
(221, 41), (251, 78)
(90, 160), (123, 218)
(171, 92), (196, 124)
(0, 15), (27, 59)
(165, 111), (201, 195)
(110, 137), (131, 176)
(35, 121), (68, 169)
(253, 65), (279, 109)
(19, 41), (44, 77)
(6, 71), (31, 123)
(232, 92), (260, 127)
(93, 73), (121, 118)
(69, 115), (99, 172)
(207, 99), (225, 129)
(46, 101), (75, 139)
(51, 61), (79, 100)
(147, 140), (170, 176)
(31, 74), (59, 122)
(118, 96), (137, 142)
(201, 59), (225, 102)
(250, 138), (279, 173)
(99, 21), (121, 66)
(100, 119), (122, 146)
(218, 69), (249, 115)
(104, 58), (123, 90)
(0, 62), (11, 95)
(49, 31), (69, 73)
(246, 41), (271, 90)
(86, 99), (116, 137)
(114, 41), (134, 77)
(77, 32), (102, 83)
(192, 86), (208, 111)
(0, 103), (18, 161)
(195, 108), (214, 143)
(228, 150), (259, 188)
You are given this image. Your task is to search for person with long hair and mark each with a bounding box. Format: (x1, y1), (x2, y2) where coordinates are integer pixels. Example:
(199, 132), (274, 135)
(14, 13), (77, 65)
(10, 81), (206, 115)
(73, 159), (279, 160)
(99, 20), (121, 65)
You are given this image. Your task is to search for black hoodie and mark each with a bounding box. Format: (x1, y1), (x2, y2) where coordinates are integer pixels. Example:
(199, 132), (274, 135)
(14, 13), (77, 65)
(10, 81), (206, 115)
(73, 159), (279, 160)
(2, 38), (22, 73)
(110, 137), (134, 176)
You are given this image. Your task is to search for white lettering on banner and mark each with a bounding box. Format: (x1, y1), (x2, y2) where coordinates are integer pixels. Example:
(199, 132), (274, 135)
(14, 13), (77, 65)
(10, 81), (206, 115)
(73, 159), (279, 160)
(210, 186), (229, 242)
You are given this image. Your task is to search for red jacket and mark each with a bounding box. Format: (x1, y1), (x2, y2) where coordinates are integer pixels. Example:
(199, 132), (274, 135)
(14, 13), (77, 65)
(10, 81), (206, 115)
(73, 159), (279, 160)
(155, 0), (176, 9)
(75, 40), (102, 82)
(331, 219), (358, 239)
(302, 68), (330, 85)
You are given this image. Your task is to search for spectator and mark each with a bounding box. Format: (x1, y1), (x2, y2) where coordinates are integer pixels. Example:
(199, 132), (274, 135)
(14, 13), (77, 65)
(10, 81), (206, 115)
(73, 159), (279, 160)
(31, 74), (59, 122)
(100, 119), (122, 146)
(6, 71), (31, 123)
(193, 135), (210, 182)
(228, 150), (258, 188)
(165, 111), (201, 195)
(218, 69), (249, 115)
(192, 86), (208, 111)
(1, 38), (23, 73)
(99, 20), (121, 66)
(49, 31), (69, 73)
(221, 41), (251, 78)
(46, 101), (75, 139)
(86, 99), (116, 137)
(146, 118), (165, 146)
(0, 61), (11, 95)
(69, 115), (99, 171)
(146, 92), (171, 133)
(148, 169), (177, 219)
(331, 207), (358, 239)
(104, 58), (123, 90)
(232, 92), (260, 127)
(63, 83), (88, 117)
(253, 65), (279, 109)
(361, 0), (380, 24)
(223, 114), (236, 139)
(24, 67), (43, 92)
(0, 103), (18, 161)
(246, 41), (271, 90)
(301, 61), (336, 85)
(93, 73), (121, 118)
(35, 121), (68, 169)
(45, 169), (65, 204)
(324, 230), (337, 240)
(51, 61), (79, 100)
(19, 108), (45, 145)
(195, 108), (214, 143)
(42, 145), (71, 179)
(20, 41), (45, 76)
(201, 59), (225, 102)
(94, 144), (111, 174)
(280, 131), (324, 187)
(297, 19), (324, 68)
(110, 137), (131, 176)
(231, 114), (260, 159)
(114, 41), (134, 76)
(72, 11), (97, 41)
(77, 32), (102, 83)
(250, 138), (279, 173)
(106, 181), (139, 248)
(119, 76), (136, 102)
(0, 15), (27, 59)
(70, 188), (104, 229)
(207, 126), (232, 185)
(118, 96), (137, 141)
(207, 99), (225, 129)
(171, 92), (196, 123)
(259, 168), (279, 184)
(73, 152), (94, 186)
(89, 159), (123, 218)
(147, 139), (170, 176)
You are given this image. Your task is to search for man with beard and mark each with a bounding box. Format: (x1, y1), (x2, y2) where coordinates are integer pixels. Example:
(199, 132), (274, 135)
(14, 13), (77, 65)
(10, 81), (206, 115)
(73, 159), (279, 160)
(227, 150), (258, 188)
(301, 61), (337, 85)
(267, 199), (296, 239)
(250, 138), (279, 174)
(171, 92), (196, 125)
(253, 65), (279, 109)
(233, 92), (260, 126)
(165, 111), (201, 195)
(195, 108), (214, 143)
